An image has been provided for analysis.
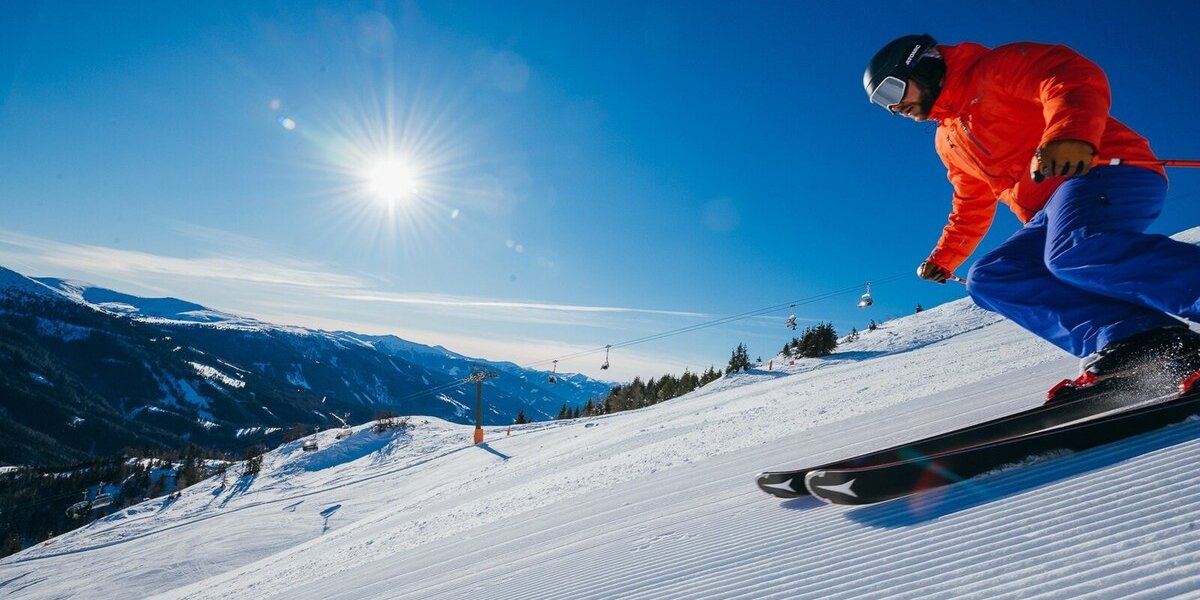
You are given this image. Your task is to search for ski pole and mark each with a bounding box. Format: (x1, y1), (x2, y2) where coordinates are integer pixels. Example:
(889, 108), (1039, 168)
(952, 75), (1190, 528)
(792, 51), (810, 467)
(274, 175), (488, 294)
(1036, 157), (1200, 182)
(1102, 158), (1200, 168)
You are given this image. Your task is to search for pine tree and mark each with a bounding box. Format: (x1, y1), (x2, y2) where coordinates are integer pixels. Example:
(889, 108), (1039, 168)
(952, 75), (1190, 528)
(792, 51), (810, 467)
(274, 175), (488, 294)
(790, 322), (838, 358)
(627, 377), (646, 408)
(727, 343), (751, 373)
(243, 447), (264, 476)
(1, 534), (22, 557)
(583, 365), (723, 420)
(816, 322), (838, 356)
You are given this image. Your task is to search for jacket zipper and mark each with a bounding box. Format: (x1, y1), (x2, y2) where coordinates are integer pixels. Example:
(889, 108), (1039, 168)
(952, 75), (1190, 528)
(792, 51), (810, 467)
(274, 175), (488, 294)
(946, 127), (1006, 180)
(958, 118), (992, 156)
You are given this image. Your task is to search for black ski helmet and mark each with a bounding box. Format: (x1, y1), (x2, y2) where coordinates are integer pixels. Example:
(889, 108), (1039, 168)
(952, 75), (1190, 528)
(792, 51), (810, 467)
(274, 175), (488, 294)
(863, 34), (944, 110)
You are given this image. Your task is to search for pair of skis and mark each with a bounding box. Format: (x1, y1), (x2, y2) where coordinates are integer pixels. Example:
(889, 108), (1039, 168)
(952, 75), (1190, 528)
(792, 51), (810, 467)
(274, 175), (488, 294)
(757, 379), (1200, 505)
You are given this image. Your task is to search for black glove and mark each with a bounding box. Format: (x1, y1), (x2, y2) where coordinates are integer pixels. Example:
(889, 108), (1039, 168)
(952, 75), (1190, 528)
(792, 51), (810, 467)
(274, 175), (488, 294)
(917, 261), (952, 284)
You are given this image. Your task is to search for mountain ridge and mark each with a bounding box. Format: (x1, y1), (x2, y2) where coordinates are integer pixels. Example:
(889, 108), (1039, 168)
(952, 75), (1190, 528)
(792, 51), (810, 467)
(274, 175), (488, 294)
(0, 266), (614, 466)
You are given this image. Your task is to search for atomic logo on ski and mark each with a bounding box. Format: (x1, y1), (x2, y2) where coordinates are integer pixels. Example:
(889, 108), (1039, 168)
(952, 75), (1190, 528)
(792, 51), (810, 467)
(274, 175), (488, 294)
(760, 478), (798, 494)
(811, 477), (858, 498)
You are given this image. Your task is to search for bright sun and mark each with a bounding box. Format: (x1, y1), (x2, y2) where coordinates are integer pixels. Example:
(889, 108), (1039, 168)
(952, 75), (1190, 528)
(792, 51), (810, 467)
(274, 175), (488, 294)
(365, 156), (420, 205)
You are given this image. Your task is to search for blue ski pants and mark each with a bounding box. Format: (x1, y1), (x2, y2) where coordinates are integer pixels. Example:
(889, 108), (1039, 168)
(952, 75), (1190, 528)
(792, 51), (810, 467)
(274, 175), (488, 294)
(966, 165), (1200, 358)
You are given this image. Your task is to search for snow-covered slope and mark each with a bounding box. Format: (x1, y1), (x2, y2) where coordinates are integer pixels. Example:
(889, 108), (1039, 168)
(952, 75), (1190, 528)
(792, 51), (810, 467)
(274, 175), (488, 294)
(0, 269), (66, 301)
(35, 277), (248, 325)
(7, 291), (1200, 599)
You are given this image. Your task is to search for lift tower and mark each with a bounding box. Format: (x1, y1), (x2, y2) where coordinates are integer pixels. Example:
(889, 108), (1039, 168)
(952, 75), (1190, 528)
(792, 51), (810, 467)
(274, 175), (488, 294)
(468, 366), (499, 444)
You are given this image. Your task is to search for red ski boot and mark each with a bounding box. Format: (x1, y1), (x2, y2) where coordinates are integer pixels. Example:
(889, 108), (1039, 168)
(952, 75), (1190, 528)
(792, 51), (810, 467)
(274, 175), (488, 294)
(1046, 371), (1101, 404)
(1046, 327), (1200, 404)
(1181, 369), (1200, 396)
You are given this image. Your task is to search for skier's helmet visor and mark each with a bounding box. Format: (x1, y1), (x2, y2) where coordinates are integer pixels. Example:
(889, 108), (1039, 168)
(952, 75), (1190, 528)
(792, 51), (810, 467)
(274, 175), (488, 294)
(869, 75), (907, 110)
(864, 34), (937, 113)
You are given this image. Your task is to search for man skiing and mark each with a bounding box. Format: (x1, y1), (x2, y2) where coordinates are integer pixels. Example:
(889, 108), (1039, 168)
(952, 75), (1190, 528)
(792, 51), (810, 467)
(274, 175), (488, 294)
(863, 35), (1200, 399)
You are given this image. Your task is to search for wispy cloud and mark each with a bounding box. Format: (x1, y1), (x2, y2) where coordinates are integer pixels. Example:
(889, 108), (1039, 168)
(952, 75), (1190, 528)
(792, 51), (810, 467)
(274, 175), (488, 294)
(165, 221), (285, 254)
(0, 228), (710, 328)
(333, 291), (708, 318)
(0, 228), (366, 290)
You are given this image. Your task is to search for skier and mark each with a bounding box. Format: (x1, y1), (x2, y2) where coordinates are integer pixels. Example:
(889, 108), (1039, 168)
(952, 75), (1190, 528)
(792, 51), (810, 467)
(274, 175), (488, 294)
(863, 35), (1200, 399)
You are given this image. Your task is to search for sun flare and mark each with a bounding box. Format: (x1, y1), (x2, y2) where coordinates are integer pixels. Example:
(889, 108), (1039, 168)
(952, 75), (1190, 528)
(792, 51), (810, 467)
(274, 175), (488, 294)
(365, 156), (420, 205)
(293, 60), (473, 256)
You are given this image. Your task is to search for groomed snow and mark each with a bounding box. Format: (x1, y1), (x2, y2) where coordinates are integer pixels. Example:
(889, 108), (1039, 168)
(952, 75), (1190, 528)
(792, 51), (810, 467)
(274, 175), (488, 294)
(5, 278), (1200, 598)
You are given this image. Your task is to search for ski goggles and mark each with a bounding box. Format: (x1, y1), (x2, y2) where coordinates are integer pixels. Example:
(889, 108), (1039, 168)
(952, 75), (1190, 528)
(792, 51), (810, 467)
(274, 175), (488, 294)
(869, 75), (907, 111)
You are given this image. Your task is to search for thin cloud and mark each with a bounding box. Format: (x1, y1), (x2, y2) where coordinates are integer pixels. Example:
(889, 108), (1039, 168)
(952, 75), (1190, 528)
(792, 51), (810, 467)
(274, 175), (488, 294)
(0, 228), (709, 329)
(165, 221), (281, 254)
(334, 290), (709, 318)
(0, 228), (366, 290)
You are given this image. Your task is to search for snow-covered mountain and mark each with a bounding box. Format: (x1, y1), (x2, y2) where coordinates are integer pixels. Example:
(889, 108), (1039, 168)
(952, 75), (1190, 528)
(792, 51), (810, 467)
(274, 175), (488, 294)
(35, 277), (248, 325)
(7, 283), (1200, 598)
(0, 267), (613, 464)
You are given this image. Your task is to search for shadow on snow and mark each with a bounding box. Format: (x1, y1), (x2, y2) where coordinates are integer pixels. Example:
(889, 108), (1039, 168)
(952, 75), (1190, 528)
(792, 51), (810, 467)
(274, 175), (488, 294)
(844, 418), (1200, 528)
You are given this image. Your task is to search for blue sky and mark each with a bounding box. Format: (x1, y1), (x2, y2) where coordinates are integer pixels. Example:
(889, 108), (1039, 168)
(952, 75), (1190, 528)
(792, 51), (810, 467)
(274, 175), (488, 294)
(2, 1), (1199, 382)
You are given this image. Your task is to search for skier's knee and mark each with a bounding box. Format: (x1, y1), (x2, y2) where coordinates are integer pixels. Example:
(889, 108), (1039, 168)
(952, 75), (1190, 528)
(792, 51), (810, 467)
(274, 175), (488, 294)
(1044, 227), (1101, 279)
(1044, 240), (1090, 280)
(964, 262), (990, 305)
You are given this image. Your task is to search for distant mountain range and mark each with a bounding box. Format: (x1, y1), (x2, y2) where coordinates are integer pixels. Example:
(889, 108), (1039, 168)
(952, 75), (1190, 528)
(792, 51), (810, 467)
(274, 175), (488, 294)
(0, 266), (614, 465)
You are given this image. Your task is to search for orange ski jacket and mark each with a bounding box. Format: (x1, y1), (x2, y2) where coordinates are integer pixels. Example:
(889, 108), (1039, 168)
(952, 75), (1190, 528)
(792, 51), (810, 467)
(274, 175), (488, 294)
(926, 42), (1166, 272)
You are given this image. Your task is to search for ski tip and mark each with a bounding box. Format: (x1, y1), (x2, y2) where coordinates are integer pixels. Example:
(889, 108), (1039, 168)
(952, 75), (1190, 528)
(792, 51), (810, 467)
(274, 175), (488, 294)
(755, 471), (806, 498)
(804, 470), (861, 505)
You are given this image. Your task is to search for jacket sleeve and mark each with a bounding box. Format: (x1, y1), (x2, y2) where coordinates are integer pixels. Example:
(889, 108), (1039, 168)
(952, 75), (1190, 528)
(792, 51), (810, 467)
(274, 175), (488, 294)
(987, 42), (1111, 150)
(928, 160), (997, 273)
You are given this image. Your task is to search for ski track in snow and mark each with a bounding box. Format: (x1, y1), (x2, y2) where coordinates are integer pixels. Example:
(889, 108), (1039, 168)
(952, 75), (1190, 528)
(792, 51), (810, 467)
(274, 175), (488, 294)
(6, 297), (1200, 599)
